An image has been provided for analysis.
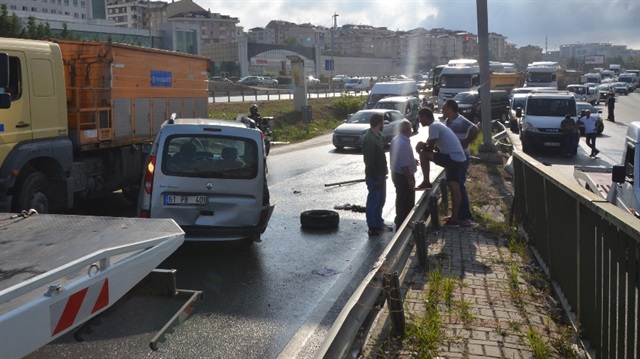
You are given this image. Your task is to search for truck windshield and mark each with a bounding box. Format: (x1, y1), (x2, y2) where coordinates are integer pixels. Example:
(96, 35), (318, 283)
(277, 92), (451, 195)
(440, 75), (472, 88)
(527, 73), (554, 82)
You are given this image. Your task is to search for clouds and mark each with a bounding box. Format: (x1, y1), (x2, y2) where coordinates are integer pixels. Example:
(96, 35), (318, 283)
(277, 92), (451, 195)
(200, 0), (640, 50)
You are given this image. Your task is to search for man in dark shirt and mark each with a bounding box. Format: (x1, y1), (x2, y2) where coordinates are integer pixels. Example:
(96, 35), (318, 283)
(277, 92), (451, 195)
(362, 113), (390, 235)
(607, 94), (615, 122)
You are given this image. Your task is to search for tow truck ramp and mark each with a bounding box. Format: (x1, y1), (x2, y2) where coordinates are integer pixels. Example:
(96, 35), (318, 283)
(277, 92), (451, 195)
(0, 213), (185, 359)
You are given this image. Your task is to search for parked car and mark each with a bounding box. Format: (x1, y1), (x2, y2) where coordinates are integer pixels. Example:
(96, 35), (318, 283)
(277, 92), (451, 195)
(237, 76), (261, 86)
(373, 96), (421, 132)
(596, 83), (613, 102)
(306, 75), (321, 85)
(332, 109), (405, 150)
(576, 102), (604, 135)
(138, 116), (274, 245)
(331, 74), (349, 87)
(612, 82), (629, 95)
(452, 90), (509, 124)
(259, 77), (278, 86)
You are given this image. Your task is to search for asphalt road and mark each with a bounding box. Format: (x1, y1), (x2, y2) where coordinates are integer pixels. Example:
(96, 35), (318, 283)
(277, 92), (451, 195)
(26, 123), (441, 359)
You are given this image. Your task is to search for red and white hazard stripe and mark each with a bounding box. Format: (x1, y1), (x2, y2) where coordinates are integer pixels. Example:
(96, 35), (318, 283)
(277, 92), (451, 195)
(50, 278), (110, 336)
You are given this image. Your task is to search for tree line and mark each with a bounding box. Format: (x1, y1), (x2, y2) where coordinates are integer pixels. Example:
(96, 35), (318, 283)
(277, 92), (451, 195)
(0, 4), (76, 40)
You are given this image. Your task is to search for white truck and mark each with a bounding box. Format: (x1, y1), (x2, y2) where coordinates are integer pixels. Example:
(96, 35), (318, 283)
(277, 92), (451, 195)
(437, 59), (480, 107)
(0, 213), (186, 358)
(574, 121), (640, 219)
(524, 62), (582, 90)
(524, 61), (560, 88)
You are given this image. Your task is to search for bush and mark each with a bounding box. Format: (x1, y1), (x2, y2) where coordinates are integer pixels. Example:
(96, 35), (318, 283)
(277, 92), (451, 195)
(332, 96), (364, 118)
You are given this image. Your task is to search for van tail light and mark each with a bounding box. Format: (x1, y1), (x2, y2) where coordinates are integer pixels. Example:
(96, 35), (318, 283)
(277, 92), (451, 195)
(143, 155), (156, 194)
(140, 210), (150, 218)
(259, 208), (269, 226)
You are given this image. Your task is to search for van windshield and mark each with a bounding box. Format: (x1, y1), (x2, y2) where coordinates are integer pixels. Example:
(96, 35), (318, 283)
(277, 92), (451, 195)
(162, 135), (259, 179)
(526, 98), (577, 117)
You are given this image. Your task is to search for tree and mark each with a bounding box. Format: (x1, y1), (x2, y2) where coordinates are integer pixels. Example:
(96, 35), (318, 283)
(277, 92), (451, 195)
(27, 16), (38, 39)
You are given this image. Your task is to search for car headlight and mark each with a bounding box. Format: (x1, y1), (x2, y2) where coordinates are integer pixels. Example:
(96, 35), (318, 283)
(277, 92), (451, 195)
(522, 121), (538, 133)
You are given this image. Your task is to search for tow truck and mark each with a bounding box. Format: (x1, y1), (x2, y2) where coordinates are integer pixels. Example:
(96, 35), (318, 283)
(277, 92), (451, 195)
(0, 213), (186, 358)
(574, 121), (640, 219)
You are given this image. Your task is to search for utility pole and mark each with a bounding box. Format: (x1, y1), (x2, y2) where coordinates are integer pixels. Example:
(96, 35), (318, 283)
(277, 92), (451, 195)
(476, 0), (495, 153)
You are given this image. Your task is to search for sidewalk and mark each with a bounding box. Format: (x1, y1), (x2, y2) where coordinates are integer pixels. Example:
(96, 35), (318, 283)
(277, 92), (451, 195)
(362, 222), (582, 358)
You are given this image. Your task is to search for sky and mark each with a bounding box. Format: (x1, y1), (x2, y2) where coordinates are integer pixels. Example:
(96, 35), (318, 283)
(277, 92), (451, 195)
(194, 0), (640, 51)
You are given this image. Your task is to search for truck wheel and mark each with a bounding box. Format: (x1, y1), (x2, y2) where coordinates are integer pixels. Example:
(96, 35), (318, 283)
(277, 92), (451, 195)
(122, 185), (140, 204)
(14, 171), (51, 214)
(300, 210), (339, 230)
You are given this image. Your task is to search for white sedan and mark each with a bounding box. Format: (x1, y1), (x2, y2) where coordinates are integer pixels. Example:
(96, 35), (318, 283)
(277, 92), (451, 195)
(306, 76), (321, 85)
(259, 77), (278, 86)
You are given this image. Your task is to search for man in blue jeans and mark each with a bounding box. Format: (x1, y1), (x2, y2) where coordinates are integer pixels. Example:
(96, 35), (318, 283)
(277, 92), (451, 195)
(362, 113), (391, 236)
(442, 99), (479, 226)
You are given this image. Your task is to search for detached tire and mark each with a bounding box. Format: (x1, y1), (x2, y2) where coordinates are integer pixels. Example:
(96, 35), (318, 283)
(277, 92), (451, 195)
(300, 210), (339, 230)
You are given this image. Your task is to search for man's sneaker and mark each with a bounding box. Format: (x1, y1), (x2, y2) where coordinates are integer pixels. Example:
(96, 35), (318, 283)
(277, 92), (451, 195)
(368, 228), (382, 236)
(443, 218), (460, 228)
(378, 224), (394, 232)
(460, 219), (476, 227)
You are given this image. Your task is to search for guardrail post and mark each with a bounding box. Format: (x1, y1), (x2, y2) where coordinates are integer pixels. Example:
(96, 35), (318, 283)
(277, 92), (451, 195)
(439, 177), (449, 216)
(383, 272), (405, 338)
(429, 195), (440, 230)
(413, 221), (428, 269)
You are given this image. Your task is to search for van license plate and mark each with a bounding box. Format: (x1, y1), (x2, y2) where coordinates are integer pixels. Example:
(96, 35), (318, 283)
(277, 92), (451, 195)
(543, 142), (560, 147)
(164, 194), (207, 206)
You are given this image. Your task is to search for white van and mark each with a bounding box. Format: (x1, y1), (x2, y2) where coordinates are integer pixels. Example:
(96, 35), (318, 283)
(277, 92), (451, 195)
(344, 77), (371, 92)
(519, 91), (579, 154)
(137, 117), (274, 245)
(363, 80), (419, 109)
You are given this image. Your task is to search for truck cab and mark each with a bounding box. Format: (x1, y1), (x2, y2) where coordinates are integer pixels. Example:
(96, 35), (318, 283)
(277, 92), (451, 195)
(524, 61), (560, 88)
(437, 59), (480, 108)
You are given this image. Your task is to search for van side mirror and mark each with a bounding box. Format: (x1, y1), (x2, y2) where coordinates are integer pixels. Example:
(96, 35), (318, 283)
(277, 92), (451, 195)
(611, 165), (626, 183)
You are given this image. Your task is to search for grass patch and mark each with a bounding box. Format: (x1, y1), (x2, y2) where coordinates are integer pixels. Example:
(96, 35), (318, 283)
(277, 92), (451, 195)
(207, 96), (362, 144)
(526, 328), (552, 359)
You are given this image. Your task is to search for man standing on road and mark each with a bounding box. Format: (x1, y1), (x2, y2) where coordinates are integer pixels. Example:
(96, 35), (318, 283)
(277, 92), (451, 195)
(362, 113), (390, 236)
(441, 99), (479, 226)
(607, 93), (616, 122)
(582, 109), (600, 158)
(415, 108), (466, 227)
(390, 119), (417, 231)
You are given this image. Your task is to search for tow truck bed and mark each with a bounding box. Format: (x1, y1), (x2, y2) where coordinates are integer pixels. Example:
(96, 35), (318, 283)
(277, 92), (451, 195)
(573, 166), (613, 200)
(0, 213), (185, 359)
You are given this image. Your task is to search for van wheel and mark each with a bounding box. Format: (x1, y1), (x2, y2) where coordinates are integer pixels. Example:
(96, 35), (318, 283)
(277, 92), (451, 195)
(300, 210), (339, 230)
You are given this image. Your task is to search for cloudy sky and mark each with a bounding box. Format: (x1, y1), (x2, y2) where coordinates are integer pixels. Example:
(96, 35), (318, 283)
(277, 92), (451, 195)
(195, 0), (640, 51)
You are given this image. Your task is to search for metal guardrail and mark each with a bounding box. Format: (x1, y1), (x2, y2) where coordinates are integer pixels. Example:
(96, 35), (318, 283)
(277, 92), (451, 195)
(314, 121), (511, 358)
(313, 169), (447, 359)
(511, 151), (640, 359)
(209, 88), (367, 103)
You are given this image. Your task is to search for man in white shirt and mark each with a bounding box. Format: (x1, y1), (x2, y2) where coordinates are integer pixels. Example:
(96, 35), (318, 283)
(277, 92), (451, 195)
(390, 119), (417, 230)
(415, 108), (466, 227)
(442, 99), (479, 226)
(581, 109), (600, 157)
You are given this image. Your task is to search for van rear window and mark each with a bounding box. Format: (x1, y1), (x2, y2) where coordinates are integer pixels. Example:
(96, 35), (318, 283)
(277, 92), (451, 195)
(162, 135), (259, 179)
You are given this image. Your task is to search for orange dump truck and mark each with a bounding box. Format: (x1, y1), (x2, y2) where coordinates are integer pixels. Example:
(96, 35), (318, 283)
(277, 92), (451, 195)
(0, 39), (210, 212)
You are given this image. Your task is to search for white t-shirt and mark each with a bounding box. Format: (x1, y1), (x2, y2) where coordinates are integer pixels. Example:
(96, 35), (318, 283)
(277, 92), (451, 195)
(427, 121), (467, 162)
